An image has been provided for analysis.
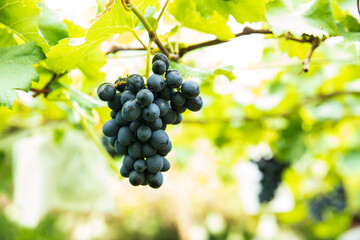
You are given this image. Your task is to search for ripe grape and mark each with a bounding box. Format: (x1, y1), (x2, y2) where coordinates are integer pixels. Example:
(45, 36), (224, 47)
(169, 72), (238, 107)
(122, 100), (141, 121)
(107, 93), (122, 111)
(171, 92), (186, 106)
(134, 160), (146, 173)
(128, 141), (143, 159)
(136, 89), (154, 107)
(181, 80), (200, 99)
(150, 130), (169, 150)
(161, 158), (171, 172)
(146, 171), (163, 188)
(154, 98), (170, 116)
(137, 125), (152, 142)
(97, 83), (116, 101)
(118, 126), (135, 146)
(142, 103), (160, 122)
(185, 96), (203, 112)
(152, 60), (167, 75)
(126, 74), (144, 93)
(166, 70), (183, 88)
(147, 74), (165, 93)
(129, 170), (145, 186)
(146, 154), (164, 173)
(152, 53), (169, 70)
(102, 119), (120, 137)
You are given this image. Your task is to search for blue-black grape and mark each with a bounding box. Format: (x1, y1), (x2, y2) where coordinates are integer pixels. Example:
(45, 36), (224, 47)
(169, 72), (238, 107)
(146, 154), (164, 173)
(128, 141), (143, 159)
(126, 74), (144, 93)
(110, 110), (117, 119)
(152, 60), (167, 75)
(107, 93), (122, 111)
(158, 141), (172, 156)
(123, 155), (135, 171)
(97, 83), (116, 101)
(129, 171), (145, 186)
(150, 130), (169, 150)
(115, 111), (130, 126)
(165, 70), (183, 88)
(146, 117), (162, 131)
(134, 159), (146, 173)
(114, 140), (128, 155)
(121, 90), (136, 105)
(136, 89), (154, 107)
(146, 171), (163, 188)
(154, 98), (170, 116)
(114, 77), (126, 92)
(162, 109), (177, 124)
(157, 83), (173, 101)
(142, 103), (160, 122)
(122, 100), (141, 121)
(161, 157), (170, 172)
(171, 102), (187, 114)
(103, 119), (120, 137)
(137, 125), (152, 142)
(181, 80), (200, 99)
(186, 96), (203, 112)
(120, 165), (131, 178)
(109, 136), (117, 148)
(173, 114), (183, 125)
(118, 126), (135, 146)
(129, 120), (142, 132)
(147, 74), (165, 93)
(171, 92), (186, 106)
(152, 53), (169, 70)
(102, 136), (116, 157)
(143, 143), (157, 157)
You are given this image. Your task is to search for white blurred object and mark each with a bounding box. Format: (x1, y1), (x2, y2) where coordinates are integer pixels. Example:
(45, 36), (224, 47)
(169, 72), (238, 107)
(338, 227), (360, 240)
(234, 161), (261, 215)
(255, 214), (279, 239)
(189, 225), (208, 240)
(12, 136), (51, 227)
(12, 130), (114, 227)
(268, 184), (295, 213)
(205, 213), (226, 235)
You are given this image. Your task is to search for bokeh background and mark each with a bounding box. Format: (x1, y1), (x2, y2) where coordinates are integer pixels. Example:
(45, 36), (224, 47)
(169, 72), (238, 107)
(1, 0), (360, 239)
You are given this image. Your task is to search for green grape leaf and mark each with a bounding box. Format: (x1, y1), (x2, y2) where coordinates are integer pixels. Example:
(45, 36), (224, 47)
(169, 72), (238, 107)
(55, 83), (105, 111)
(266, 0), (338, 38)
(63, 20), (88, 38)
(215, 0), (266, 24)
(0, 26), (17, 47)
(0, 42), (45, 109)
(78, 46), (106, 81)
(170, 62), (236, 81)
(46, 0), (159, 73)
(168, 0), (234, 40)
(0, 0), (49, 52)
(38, 2), (69, 45)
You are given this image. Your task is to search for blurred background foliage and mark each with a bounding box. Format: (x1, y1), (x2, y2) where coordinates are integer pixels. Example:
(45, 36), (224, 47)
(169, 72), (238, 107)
(0, 0), (360, 239)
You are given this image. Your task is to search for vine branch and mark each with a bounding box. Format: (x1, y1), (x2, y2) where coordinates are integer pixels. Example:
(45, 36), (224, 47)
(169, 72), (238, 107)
(30, 73), (64, 97)
(299, 37), (321, 74)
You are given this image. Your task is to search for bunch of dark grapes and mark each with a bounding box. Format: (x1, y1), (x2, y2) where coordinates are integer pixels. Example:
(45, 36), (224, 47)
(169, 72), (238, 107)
(97, 53), (203, 188)
(309, 185), (347, 221)
(254, 157), (288, 203)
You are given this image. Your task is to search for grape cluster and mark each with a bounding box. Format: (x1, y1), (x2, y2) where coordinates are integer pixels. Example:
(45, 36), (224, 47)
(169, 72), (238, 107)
(97, 53), (203, 188)
(254, 157), (288, 203)
(309, 185), (347, 221)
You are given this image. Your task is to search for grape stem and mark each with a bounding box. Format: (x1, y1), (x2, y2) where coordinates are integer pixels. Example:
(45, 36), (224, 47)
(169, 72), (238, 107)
(145, 39), (153, 79)
(120, 0), (171, 58)
(30, 72), (64, 97)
